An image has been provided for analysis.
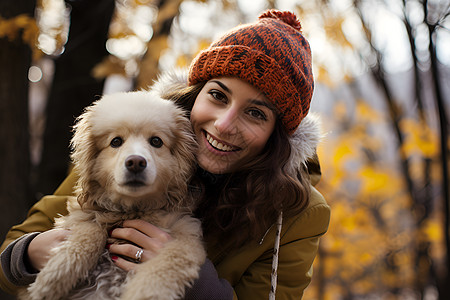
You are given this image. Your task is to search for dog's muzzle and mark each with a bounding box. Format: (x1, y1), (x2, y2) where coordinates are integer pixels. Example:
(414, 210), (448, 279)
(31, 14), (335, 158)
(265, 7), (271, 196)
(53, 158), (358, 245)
(123, 155), (148, 187)
(125, 155), (147, 174)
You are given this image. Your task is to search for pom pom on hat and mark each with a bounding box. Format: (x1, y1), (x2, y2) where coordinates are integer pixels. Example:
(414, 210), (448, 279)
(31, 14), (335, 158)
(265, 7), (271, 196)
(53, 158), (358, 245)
(188, 9), (314, 134)
(259, 9), (302, 31)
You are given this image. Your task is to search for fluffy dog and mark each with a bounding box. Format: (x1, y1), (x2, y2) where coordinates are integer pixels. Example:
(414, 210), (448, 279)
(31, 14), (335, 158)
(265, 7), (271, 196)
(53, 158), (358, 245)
(21, 90), (205, 300)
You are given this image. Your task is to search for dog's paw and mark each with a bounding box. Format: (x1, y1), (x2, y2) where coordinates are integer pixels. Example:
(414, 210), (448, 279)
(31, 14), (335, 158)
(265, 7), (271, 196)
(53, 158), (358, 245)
(16, 286), (32, 300)
(120, 263), (195, 300)
(27, 251), (83, 300)
(27, 281), (61, 300)
(120, 281), (180, 300)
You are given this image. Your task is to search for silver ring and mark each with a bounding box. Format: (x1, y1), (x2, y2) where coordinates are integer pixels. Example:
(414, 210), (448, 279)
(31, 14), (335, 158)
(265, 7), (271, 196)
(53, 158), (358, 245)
(135, 248), (144, 262)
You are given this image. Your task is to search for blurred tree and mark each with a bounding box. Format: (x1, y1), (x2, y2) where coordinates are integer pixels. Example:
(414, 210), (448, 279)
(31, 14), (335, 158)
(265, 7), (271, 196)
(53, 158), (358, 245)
(0, 3), (37, 299)
(0, 1), (37, 240)
(298, 0), (449, 299)
(353, 0), (449, 297)
(422, 1), (450, 296)
(35, 0), (115, 198)
(92, 0), (183, 88)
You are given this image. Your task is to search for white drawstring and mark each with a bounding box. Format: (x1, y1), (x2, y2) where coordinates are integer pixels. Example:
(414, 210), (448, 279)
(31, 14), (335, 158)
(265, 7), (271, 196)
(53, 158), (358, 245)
(269, 211), (283, 300)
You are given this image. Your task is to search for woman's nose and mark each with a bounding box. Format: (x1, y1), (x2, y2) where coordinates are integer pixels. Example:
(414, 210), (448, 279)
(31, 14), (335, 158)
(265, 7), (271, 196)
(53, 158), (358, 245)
(214, 109), (238, 135)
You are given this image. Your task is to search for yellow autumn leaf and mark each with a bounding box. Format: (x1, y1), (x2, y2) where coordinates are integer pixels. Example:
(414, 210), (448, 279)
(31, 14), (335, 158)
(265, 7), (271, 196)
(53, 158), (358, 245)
(400, 118), (439, 158)
(392, 252), (412, 268)
(316, 65), (335, 87)
(323, 16), (353, 49)
(341, 214), (357, 231)
(353, 278), (375, 294)
(355, 100), (380, 122)
(0, 16), (22, 40)
(327, 167), (346, 189)
(0, 14), (42, 59)
(417, 138), (438, 157)
(194, 38), (212, 55)
(343, 72), (354, 83)
(333, 100), (348, 120)
(13, 14), (31, 27)
(134, 0), (152, 5)
(359, 252), (373, 265)
(333, 142), (354, 165)
(176, 54), (189, 68)
(422, 219), (442, 242)
(329, 202), (347, 219)
(359, 166), (390, 193)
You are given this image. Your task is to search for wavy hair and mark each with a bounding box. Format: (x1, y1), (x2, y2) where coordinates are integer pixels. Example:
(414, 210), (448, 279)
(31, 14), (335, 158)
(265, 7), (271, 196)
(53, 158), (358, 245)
(162, 81), (311, 249)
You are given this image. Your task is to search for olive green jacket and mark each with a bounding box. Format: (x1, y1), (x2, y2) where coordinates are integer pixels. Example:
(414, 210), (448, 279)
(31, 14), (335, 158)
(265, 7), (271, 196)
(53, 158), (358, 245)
(0, 169), (329, 299)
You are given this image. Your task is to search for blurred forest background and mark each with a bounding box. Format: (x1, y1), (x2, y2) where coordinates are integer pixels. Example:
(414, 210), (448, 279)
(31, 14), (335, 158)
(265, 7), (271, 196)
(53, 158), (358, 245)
(0, 0), (449, 299)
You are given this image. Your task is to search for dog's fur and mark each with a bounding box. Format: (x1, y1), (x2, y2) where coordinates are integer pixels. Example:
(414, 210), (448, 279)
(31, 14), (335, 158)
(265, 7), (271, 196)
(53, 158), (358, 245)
(20, 90), (205, 300)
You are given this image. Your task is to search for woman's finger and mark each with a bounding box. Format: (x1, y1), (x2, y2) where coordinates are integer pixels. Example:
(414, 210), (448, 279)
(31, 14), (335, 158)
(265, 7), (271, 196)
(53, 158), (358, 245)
(108, 243), (154, 263)
(122, 219), (172, 243)
(110, 220), (172, 251)
(110, 255), (138, 272)
(110, 227), (164, 252)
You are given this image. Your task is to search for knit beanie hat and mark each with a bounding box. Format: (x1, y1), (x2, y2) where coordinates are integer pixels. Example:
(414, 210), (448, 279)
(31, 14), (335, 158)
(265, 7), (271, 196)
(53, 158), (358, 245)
(188, 9), (314, 134)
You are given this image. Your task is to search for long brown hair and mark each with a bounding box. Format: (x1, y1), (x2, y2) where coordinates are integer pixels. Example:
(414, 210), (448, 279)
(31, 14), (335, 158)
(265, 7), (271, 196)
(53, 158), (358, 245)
(164, 81), (311, 249)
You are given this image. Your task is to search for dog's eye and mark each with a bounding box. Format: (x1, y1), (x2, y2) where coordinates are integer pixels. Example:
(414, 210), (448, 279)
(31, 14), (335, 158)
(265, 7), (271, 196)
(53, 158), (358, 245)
(149, 136), (163, 148)
(110, 137), (123, 148)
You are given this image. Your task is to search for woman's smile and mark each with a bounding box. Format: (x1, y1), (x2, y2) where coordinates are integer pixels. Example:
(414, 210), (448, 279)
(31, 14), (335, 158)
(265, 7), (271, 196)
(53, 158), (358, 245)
(204, 131), (241, 153)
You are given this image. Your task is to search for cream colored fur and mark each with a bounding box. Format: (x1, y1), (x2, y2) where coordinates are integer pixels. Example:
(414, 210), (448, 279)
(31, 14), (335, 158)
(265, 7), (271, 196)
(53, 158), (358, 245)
(20, 91), (205, 300)
(285, 113), (323, 176)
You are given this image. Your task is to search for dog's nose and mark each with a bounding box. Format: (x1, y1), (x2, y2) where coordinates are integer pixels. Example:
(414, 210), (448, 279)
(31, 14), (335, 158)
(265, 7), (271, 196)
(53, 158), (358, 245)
(125, 155), (147, 173)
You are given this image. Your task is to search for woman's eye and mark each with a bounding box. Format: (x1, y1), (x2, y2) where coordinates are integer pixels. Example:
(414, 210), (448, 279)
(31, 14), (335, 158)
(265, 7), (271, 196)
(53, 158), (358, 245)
(248, 109), (267, 121)
(110, 137), (123, 148)
(149, 136), (163, 148)
(209, 90), (227, 103)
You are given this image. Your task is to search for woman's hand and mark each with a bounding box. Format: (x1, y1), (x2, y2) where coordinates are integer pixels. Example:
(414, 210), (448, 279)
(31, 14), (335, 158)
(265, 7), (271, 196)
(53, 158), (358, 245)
(107, 219), (172, 271)
(27, 228), (70, 271)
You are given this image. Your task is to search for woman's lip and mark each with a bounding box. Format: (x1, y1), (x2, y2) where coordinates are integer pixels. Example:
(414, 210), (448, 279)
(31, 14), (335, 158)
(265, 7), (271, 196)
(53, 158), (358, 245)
(203, 131), (241, 152)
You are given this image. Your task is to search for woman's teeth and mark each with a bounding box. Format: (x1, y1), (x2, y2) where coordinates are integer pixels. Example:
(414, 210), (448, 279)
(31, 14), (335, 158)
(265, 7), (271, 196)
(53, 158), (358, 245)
(206, 132), (236, 152)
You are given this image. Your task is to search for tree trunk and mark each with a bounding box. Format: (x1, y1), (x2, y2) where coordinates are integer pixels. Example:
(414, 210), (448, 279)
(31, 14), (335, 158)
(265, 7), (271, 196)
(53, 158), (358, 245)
(428, 22), (450, 300)
(34, 0), (115, 198)
(0, 4), (35, 300)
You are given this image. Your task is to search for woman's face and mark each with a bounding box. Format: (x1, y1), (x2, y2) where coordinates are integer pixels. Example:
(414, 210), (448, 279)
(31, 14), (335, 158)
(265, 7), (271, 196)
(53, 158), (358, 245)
(190, 77), (277, 174)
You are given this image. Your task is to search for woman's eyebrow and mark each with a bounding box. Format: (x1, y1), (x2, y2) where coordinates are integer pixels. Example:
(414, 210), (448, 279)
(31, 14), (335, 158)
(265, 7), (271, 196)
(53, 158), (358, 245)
(249, 99), (276, 111)
(210, 80), (231, 94)
(210, 79), (275, 111)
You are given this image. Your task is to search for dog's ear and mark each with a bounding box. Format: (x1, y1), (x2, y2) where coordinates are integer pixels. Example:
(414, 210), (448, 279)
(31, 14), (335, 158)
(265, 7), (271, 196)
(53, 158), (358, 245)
(166, 110), (198, 209)
(70, 103), (101, 210)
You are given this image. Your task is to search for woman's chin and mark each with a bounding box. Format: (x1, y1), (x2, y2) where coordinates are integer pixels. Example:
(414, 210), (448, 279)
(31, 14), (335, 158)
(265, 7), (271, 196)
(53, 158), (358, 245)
(197, 159), (233, 175)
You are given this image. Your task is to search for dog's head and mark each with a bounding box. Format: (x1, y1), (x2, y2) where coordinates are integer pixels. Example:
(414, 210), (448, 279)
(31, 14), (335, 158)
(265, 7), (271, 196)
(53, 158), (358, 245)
(71, 91), (197, 213)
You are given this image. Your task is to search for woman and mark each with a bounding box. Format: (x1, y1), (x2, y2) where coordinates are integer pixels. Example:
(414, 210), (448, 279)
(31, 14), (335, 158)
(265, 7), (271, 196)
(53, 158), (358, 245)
(0, 10), (330, 299)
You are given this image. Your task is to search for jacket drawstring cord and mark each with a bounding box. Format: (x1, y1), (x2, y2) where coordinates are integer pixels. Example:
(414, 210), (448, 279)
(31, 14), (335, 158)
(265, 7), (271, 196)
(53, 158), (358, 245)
(269, 211), (283, 300)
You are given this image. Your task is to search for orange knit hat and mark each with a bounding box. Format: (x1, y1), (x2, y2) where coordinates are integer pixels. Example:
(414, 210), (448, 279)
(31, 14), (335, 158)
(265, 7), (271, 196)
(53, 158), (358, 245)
(188, 10), (314, 134)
